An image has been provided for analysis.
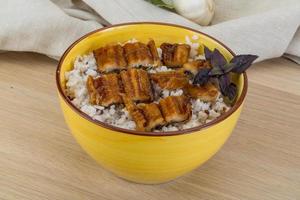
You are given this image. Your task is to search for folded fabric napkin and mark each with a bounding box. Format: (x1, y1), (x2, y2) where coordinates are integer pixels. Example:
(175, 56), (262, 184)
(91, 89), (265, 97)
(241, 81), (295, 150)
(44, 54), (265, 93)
(1, 0), (300, 63)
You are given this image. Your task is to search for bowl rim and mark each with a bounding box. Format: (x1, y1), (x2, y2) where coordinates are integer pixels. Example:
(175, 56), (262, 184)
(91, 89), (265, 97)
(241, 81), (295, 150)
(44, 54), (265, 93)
(56, 22), (248, 137)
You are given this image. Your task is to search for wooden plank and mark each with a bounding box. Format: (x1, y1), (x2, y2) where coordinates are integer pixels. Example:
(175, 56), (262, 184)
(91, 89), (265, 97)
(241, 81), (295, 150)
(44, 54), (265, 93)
(0, 52), (299, 200)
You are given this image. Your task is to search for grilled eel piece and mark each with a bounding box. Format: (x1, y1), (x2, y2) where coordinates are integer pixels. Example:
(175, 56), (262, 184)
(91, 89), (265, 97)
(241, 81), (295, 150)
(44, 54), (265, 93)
(123, 40), (161, 67)
(160, 43), (191, 67)
(159, 95), (192, 123)
(124, 42), (153, 67)
(86, 74), (123, 107)
(147, 40), (161, 67)
(150, 71), (189, 90)
(183, 59), (211, 75)
(93, 44), (127, 72)
(186, 82), (219, 102)
(121, 94), (147, 131)
(120, 68), (153, 102)
(137, 103), (166, 131)
(121, 95), (165, 131)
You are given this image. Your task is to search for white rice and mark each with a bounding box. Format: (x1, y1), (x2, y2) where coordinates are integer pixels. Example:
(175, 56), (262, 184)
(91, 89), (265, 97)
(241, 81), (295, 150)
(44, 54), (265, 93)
(65, 37), (231, 132)
(148, 65), (173, 74)
(192, 35), (199, 40)
(123, 38), (138, 44)
(157, 47), (162, 59)
(185, 35), (200, 58)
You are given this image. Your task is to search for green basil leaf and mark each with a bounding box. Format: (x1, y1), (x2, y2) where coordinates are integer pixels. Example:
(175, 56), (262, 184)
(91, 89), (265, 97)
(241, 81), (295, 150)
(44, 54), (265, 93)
(145, 0), (175, 9)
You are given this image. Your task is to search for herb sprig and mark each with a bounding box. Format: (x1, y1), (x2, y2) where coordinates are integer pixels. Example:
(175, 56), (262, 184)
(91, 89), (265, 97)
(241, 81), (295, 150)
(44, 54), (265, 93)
(145, 0), (175, 10)
(193, 46), (258, 101)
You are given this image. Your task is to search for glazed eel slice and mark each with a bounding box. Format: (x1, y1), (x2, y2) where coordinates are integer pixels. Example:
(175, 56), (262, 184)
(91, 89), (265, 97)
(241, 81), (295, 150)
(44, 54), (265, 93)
(159, 95), (192, 123)
(186, 82), (219, 102)
(120, 68), (153, 102)
(150, 71), (189, 90)
(160, 43), (190, 67)
(121, 94), (165, 131)
(86, 73), (123, 107)
(93, 44), (127, 72)
(123, 39), (161, 68)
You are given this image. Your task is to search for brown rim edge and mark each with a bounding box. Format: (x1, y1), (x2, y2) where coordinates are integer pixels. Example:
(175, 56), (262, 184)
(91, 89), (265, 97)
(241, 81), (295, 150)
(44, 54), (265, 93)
(56, 22), (248, 137)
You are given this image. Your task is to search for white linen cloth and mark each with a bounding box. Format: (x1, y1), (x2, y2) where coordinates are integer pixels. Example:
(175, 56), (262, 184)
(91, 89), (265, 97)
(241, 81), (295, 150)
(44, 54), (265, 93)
(0, 0), (300, 63)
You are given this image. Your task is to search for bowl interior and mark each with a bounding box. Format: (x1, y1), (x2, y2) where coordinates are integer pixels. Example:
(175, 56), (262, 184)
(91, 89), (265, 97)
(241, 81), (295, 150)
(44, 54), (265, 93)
(57, 22), (246, 135)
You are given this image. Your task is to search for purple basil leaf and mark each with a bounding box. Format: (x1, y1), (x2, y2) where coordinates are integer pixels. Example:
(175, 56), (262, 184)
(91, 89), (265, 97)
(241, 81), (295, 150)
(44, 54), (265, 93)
(204, 46), (213, 60)
(209, 66), (224, 76)
(219, 75), (237, 101)
(218, 74), (230, 95)
(230, 54), (258, 74)
(227, 83), (237, 100)
(223, 63), (236, 73)
(193, 68), (211, 86)
(211, 49), (227, 68)
(209, 63), (236, 76)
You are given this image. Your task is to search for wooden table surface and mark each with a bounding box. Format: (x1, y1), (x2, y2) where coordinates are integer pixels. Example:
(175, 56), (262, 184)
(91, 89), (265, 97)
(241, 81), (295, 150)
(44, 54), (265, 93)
(0, 52), (299, 200)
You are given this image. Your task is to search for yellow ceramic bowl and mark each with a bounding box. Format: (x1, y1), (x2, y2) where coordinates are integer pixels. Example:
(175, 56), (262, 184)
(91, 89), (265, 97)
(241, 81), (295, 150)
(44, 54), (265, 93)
(56, 22), (247, 184)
